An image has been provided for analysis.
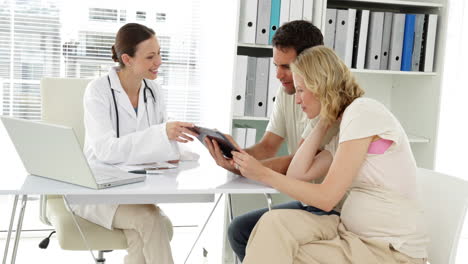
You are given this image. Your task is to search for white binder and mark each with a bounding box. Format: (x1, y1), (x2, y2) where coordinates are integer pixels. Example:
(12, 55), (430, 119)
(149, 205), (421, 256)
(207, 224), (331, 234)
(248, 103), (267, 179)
(422, 14), (438, 72)
(324, 8), (337, 49)
(267, 58), (280, 118)
(289, 0), (303, 21)
(380, 12), (393, 70)
(238, 0), (258, 44)
(245, 127), (257, 148)
(256, 0), (272, 45)
(412, 14), (425, 71)
(233, 127), (247, 148)
(279, 0), (291, 26)
(335, 9), (356, 67)
(388, 13), (406, 71)
(302, 0), (314, 21)
(245, 57), (257, 116)
(254, 57), (269, 117)
(365, 12), (384, 70)
(233, 55), (248, 116)
(352, 9), (369, 69)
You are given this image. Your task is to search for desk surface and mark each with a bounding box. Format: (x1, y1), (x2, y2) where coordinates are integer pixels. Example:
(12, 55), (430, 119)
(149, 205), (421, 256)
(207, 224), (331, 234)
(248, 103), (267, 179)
(0, 151), (277, 196)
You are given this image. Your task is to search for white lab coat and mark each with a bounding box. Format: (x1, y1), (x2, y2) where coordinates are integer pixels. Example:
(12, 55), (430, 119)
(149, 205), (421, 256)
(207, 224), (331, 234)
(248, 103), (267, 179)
(69, 66), (180, 229)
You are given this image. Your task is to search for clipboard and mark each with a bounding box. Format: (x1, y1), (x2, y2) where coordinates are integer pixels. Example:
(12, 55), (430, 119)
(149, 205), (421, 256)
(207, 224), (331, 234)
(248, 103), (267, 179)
(188, 126), (238, 158)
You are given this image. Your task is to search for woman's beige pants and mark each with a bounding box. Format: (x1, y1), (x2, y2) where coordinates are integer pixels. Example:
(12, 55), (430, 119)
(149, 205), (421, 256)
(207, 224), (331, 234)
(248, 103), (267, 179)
(113, 204), (174, 264)
(243, 209), (425, 264)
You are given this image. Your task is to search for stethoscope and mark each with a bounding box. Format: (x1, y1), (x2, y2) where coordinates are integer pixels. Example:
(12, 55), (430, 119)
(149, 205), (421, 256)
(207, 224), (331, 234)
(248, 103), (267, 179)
(107, 76), (156, 138)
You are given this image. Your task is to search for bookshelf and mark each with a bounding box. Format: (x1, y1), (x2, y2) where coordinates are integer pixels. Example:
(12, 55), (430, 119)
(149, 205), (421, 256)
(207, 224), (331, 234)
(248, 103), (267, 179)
(232, 0), (447, 168)
(328, 0), (443, 8)
(224, 1), (447, 262)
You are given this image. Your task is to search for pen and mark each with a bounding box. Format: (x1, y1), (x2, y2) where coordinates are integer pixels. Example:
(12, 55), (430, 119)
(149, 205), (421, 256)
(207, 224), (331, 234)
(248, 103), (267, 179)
(128, 170), (161, 174)
(128, 170), (147, 174)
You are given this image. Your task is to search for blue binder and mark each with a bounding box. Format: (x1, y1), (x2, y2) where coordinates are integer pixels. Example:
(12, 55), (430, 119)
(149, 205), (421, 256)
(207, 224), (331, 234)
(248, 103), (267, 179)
(401, 14), (416, 71)
(269, 0), (281, 44)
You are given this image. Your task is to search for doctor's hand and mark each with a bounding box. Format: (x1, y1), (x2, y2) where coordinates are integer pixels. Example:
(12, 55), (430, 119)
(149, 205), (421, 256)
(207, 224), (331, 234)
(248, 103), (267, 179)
(205, 134), (242, 174)
(231, 150), (269, 183)
(166, 122), (198, 143)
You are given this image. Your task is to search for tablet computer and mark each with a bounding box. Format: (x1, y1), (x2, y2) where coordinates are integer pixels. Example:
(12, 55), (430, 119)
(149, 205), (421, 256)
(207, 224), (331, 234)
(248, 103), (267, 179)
(188, 126), (238, 158)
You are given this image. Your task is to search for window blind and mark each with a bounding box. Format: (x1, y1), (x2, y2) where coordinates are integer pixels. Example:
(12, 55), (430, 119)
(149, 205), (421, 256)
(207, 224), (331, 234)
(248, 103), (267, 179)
(0, 0), (201, 123)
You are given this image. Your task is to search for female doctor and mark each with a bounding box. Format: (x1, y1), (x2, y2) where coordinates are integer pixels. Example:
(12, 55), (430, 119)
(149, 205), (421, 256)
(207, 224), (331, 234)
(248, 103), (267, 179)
(69, 23), (197, 264)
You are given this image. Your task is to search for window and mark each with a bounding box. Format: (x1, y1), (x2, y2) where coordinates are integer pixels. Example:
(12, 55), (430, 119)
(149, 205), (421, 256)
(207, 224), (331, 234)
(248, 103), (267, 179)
(89, 8), (118, 22)
(0, 0), (201, 124)
(119, 10), (126, 22)
(136, 11), (146, 21)
(156, 12), (166, 22)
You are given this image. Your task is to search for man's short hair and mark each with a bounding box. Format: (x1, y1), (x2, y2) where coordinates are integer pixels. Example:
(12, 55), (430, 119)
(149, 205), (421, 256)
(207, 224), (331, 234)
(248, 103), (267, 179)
(272, 20), (324, 55)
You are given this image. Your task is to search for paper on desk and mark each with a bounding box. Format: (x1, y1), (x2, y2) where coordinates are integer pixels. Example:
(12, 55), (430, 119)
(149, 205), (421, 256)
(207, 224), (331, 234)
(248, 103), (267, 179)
(114, 162), (177, 174)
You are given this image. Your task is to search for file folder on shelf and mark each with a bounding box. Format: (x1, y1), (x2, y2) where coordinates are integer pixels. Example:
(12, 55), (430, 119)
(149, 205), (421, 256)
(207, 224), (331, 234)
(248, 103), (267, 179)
(254, 57), (270, 117)
(233, 127), (247, 148)
(233, 55), (248, 116)
(351, 9), (369, 69)
(245, 128), (257, 148)
(303, 0), (314, 21)
(421, 14), (438, 72)
(412, 14), (425, 71)
(380, 12), (393, 70)
(401, 14), (416, 71)
(267, 58), (280, 118)
(388, 13), (406, 71)
(269, 0), (281, 44)
(325, 8), (337, 49)
(365, 11), (384, 70)
(238, 0), (258, 44)
(289, 0), (303, 21)
(279, 0), (290, 26)
(335, 9), (356, 67)
(245, 57), (257, 116)
(256, 0), (272, 45)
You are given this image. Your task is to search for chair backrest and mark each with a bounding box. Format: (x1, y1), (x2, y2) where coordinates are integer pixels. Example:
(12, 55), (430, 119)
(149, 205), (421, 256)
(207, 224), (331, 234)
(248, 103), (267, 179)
(417, 168), (468, 264)
(39, 77), (91, 225)
(40, 77), (91, 147)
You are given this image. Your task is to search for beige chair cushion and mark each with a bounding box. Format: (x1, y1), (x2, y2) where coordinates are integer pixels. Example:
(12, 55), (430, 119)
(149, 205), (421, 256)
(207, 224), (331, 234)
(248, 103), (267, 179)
(46, 196), (128, 250)
(46, 196), (174, 250)
(40, 77), (91, 147)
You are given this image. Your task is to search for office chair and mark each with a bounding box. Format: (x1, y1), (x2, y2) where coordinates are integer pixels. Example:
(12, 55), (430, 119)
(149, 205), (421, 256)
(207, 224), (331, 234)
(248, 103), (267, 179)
(39, 77), (173, 263)
(417, 168), (468, 264)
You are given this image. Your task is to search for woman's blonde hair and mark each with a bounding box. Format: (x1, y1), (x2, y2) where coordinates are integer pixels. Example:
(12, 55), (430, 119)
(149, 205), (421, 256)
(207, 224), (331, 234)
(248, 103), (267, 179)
(291, 46), (364, 123)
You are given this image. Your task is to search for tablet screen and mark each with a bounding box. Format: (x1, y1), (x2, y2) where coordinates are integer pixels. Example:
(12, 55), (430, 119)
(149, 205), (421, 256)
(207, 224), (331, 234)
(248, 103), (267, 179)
(188, 126), (238, 158)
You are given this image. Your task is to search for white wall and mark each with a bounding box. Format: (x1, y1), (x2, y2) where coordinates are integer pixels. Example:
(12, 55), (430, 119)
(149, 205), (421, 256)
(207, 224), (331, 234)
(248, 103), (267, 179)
(436, 0), (468, 179)
(197, 0), (238, 263)
(198, 0), (238, 132)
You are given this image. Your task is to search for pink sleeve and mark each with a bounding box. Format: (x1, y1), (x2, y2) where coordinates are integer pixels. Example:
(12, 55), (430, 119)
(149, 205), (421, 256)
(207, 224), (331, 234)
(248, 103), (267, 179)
(367, 138), (393, 154)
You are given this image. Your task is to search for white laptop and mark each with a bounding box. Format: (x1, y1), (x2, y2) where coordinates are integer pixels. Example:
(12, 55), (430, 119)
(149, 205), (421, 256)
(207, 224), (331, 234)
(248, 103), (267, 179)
(1, 116), (146, 189)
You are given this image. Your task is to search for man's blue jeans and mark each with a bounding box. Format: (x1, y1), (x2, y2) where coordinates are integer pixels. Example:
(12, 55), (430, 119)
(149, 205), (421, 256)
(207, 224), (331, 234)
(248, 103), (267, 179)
(227, 201), (339, 262)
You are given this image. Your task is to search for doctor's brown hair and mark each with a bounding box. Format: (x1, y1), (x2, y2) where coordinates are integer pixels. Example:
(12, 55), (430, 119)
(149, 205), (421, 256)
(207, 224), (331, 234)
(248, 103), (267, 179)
(111, 23), (155, 68)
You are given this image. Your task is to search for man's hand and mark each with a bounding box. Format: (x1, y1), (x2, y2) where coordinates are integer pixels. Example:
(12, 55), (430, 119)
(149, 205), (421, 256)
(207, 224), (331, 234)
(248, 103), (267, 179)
(205, 134), (242, 174)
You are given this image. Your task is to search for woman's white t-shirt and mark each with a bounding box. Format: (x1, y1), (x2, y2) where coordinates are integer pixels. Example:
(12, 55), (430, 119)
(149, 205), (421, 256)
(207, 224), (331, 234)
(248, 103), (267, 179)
(324, 98), (429, 259)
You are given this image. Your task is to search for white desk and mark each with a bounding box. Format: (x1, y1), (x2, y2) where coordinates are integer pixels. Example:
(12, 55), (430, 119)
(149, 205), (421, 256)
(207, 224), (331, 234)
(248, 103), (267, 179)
(1, 155), (276, 264)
